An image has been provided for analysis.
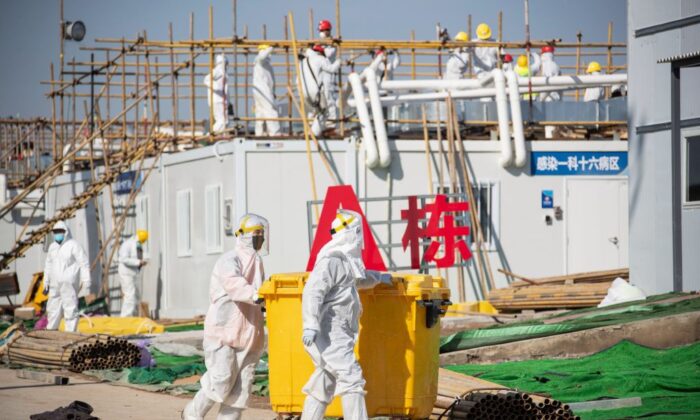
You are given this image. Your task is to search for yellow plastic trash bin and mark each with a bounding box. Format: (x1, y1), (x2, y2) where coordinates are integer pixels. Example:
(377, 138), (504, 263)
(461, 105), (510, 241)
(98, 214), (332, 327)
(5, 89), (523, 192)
(258, 272), (451, 419)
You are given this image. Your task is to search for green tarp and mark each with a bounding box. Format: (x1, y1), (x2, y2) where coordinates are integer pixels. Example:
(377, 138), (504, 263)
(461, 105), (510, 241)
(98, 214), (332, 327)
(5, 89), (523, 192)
(447, 340), (700, 419)
(440, 293), (700, 353)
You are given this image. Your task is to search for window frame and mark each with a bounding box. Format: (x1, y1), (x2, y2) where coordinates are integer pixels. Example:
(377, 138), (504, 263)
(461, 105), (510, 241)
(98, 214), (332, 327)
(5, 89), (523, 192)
(204, 184), (224, 254)
(682, 128), (700, 208)
(135, 194), (151, 258)
(176, 189), (193, 257)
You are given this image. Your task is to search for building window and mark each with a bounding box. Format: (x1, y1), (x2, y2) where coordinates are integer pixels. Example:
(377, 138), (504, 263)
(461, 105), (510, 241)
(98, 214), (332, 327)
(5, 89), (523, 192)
(205, 184), (223, 253)
(687, 135), (700, 203)
(176, 189), (192, 256)
(436, 181), (500, 251)
(135, 195), (150, 258)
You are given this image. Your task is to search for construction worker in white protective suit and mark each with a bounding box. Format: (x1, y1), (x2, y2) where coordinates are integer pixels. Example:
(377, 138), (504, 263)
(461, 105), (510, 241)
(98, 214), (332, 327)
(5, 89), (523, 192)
(117, 229), (148, 317)
(501, 54), (514, 72)
(43, 220), (91, 332)
(584, 61), (604, 102)
(444, 32), (470, 80)
(367, 48), (401, 84)
(182, 214), (269, 420)
(253, 44), (281, 136)
(300, 45), (341, 137)
(538, 45), (561, 102)
(300, 210), (392, 420)
(473, 24), (499, 81)
(318, 20), (341, 126)
(515, 53), (542, 100)
(203, 54), (230, 134)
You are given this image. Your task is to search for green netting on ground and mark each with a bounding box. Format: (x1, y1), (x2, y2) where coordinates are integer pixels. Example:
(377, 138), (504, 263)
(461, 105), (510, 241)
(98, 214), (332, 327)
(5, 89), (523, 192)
(446, 340), (700, 419)
(440, 293), (700, 353)
(163, 323), (204, 332)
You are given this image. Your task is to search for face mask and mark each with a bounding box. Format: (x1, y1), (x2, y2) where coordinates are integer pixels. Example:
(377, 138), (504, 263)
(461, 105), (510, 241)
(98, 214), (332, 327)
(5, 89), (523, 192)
(252, 235), (265, 251)
(54, 233), (65, 244)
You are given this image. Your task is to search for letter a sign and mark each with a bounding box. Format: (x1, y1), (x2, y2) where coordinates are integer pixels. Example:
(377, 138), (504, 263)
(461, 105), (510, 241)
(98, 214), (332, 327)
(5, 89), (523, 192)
(306, 185), (387, 271)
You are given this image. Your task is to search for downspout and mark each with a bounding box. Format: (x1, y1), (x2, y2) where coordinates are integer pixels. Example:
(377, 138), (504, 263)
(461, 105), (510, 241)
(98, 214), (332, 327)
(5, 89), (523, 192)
(348, 72), (379, 168)
(506, 69), (527, 168)
(493, 69), (513, 168)
(364, 68), (391, 168)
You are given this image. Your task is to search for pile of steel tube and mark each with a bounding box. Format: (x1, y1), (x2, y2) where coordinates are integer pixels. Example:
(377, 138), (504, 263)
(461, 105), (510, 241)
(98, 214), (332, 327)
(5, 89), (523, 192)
(446, 391), (579, 420)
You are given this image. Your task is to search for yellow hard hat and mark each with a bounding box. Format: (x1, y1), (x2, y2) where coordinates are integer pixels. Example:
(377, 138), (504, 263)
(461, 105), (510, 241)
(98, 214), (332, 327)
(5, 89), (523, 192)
(476, 23), (492, 40)
(455, 31), (469, 42)
(517, 55), (529, 68)
(137, 229), (149, 243)
(586, 61), (602, 73)
(258, 44), (271, 51)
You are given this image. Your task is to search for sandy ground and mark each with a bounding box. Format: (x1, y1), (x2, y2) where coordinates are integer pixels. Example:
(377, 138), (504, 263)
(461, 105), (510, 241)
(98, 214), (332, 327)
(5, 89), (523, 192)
(0, 367), (277, 419)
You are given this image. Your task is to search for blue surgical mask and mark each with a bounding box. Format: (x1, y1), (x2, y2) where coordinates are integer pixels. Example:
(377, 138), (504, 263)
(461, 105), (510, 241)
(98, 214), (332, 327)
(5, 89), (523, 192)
(54, 233), (65, 243)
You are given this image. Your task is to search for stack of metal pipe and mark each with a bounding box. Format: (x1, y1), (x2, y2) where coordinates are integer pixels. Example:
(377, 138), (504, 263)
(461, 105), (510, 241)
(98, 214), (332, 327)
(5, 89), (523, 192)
(6, 330), (141, 372)
(447, 392), (579, 419)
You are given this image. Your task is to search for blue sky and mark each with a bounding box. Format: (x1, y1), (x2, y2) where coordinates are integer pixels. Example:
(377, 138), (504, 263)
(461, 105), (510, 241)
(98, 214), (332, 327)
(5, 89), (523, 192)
(0, 0), (627, 117)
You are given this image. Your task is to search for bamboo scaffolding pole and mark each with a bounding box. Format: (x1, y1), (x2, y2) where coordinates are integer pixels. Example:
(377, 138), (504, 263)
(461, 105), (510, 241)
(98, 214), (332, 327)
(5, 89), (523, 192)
(421, 106), (434, 196)
(446, 98), (465, 303)
(190, 13), (196, 138)
(169, 23), (179, 138)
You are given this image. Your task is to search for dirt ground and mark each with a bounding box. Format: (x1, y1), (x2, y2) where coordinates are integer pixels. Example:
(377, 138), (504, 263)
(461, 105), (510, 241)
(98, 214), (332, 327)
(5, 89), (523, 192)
(0, 367), (277, 419)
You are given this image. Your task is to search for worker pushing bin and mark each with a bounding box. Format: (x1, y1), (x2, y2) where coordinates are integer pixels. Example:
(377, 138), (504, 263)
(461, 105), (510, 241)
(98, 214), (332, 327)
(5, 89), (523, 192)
(258, 272), (451, 419)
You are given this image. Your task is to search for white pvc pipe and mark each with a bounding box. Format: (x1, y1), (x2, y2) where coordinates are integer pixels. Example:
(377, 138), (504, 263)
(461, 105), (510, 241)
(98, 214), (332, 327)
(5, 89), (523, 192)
(348, 72), (379, 168)
(380, 78), (483, 91)
(364, 68), (391, 168)
(506, 70), (527, 168)
(493, 69), (513, 168)
(517, 74), (627, 86)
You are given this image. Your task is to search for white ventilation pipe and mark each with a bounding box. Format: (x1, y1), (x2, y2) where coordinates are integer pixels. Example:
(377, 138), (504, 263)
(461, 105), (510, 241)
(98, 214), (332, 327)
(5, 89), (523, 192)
(517, 74), (627, 86)
(506, 70), (527, 168)
(493, 69), (513, 168)
(364, 68), (391, 168)
(380, 78), (485, 91)
(348, 72), (379, 168)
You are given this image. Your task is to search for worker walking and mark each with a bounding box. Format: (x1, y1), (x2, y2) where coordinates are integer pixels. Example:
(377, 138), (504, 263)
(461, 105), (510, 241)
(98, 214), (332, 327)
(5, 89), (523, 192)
(300, 44), (341, 137)
(473, 23), (499, 80)
(584, 61), (604, 102)
(117, 229), (148, 317)
(253, 45), (281, 136)
(443, 32), (470, 80)
(43, 220), (91, 332)
(300, 210), (392, 420)
(183, 214), (270, 420)
(203, 54), (230, 134)
(539, 46), (562, 101)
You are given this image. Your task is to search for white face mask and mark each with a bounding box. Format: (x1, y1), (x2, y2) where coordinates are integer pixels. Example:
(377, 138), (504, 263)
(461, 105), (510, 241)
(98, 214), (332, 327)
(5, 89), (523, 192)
(319, 31), (329, 39)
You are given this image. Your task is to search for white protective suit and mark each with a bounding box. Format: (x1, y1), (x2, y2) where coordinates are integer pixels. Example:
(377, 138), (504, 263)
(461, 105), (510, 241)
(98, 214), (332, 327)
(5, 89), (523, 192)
(117, 235), (143, 317)
(367, 51), (401, 84)
(444, 48), (470, 80)
(300, 48), (341, 136)
(183, 214), (268, 420)
(253, 47), (281, 136)
(203, 54), (229, 134)
(473, 42), (499, 80)
(322, 45), (340, 123)
(300, 210), (390, 420)
(43, 220), (91, 332)
(584, 71), (604, 102)
(539, 52), (562, 102)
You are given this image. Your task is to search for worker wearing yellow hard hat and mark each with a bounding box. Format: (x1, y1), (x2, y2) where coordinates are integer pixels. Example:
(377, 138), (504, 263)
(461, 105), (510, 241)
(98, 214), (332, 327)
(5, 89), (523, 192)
(258, 44), (271, 51)
(473, 23), (499, 91)
(455, 31), (469, 42)
(584, 61), (604, 101)
(117, 229), (149, 317)
(514, 52), (542, 99)
(444, 31), (471, 80)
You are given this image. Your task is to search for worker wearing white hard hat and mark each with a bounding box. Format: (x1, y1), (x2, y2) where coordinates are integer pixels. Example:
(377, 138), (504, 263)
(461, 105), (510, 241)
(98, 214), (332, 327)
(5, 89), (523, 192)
(584, 61), (604, 102)
(253, 45), (281, 136)
(300, 210), (392, 420)
(203, 54), (231, 134)
(183, 214), (269, 420)
(117, 229), (149, 317)
(43, 220), (91, 332)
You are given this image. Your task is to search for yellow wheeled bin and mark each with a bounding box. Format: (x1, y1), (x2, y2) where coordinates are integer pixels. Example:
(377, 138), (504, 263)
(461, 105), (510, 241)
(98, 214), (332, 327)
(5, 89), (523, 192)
(258, 272), (451, 419)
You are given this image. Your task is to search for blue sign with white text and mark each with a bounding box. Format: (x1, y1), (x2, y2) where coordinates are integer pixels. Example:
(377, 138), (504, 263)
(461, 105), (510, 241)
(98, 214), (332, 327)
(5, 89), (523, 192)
(115, 171), (142, 195)
(531, 151), (628, 176)
(542, 190), (554, 208)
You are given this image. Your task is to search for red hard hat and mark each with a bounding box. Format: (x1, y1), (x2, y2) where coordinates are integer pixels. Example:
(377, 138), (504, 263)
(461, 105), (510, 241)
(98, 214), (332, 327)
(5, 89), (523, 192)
(312, 44), (325, 54)
(503, 54), (513, 63)
(541, 45), (554, 53)
(375, 49), (384, 56)
(318, 20), (332, 32)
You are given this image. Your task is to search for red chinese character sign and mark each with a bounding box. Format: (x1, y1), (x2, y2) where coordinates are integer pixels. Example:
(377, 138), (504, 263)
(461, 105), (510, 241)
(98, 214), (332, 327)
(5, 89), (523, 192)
(401, 195), (472, 269)
(306, 186), (387, 271)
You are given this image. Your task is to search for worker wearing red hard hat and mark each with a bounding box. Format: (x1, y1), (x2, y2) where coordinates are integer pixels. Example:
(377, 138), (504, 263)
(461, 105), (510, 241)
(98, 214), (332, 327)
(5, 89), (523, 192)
(539, 45), (561, 101)
(502, 53), (513, 71)
(318, 20), (332, 37)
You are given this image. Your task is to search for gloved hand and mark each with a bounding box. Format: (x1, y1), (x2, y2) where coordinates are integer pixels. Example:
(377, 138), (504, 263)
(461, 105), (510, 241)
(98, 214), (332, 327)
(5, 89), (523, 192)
(302, 329), (317, 347)
(253, 293), (264, 305)
(42, 282), (49, 295)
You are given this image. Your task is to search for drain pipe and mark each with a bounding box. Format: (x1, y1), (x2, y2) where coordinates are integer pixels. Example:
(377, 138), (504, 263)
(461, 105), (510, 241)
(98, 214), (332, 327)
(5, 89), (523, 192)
(348, 72), (379, 168)
(493, 69), (513, 168)
(506, 70), (527, 168)
(364, 68), (391, 168)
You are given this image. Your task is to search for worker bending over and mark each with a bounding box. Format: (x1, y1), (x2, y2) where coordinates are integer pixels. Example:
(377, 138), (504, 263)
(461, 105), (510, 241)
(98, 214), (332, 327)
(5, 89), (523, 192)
(300, 210), (392, 420)
(183, 214), (270, 420)
(43, 220), (91, 332)
(117, 229), (148, 317)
